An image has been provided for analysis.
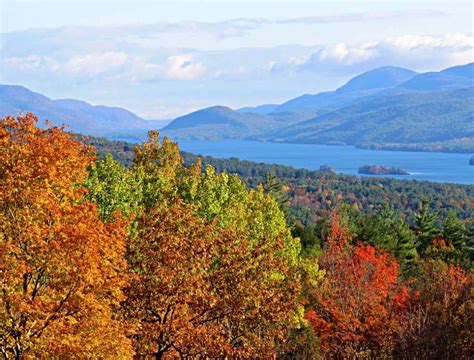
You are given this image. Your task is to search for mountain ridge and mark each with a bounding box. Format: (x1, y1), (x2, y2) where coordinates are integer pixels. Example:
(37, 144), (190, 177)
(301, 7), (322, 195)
(161, 63), (473, 149)
(0, 84), (165, 136)
(2, 63), (473, 151)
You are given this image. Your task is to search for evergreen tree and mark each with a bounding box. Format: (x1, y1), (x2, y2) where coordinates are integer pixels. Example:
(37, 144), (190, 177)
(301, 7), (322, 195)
(462, 220), (474, 268)
(263, 172), (290, 207)
(414, 197), (440, 254)
(352, 204), (420, 277)
(394, 220), (420, 278)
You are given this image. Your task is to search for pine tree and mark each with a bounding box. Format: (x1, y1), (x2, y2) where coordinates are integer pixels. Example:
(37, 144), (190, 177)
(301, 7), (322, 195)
(443, 211), (466, 248)
(395, 220), (420, 278)
(414, 197), (440, 254)
(263, 172), (290, 207)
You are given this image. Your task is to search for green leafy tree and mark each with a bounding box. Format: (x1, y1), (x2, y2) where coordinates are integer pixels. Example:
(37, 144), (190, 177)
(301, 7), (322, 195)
(87, 132), (304, 357)
(84, 153), (141, 220)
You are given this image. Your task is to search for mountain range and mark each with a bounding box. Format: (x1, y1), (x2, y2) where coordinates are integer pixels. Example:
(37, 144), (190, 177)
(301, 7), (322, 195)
(0, 85), (170, 136)
(160, 62), (474, 150)
(1, 62), (473, 151)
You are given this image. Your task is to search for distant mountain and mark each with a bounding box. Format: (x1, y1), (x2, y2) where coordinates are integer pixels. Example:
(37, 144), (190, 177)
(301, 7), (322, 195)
(165, 106), (247, 130)
(162, 63), (474, 150)
(271, 87), (474, 145)
(399, 72), (473, 91)
(237, 104), (279, 114)
(3, 62), (473, 151)
(162, 105), (312, 140)
(441, 62), (474, 79)
(0, 85), (164, 136)
(336, 66), (417, 93)
(237, 65), (471, 117)
(241, 66), (417, 115)
(398, 63), (473, 91)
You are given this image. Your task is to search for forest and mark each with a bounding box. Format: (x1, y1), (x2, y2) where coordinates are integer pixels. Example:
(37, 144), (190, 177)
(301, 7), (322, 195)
(84, 135), (474, 222)
(1, 114), (473, 359)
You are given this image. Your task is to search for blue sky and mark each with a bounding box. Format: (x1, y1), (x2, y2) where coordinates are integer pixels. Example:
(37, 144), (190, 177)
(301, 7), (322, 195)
(1, 0), (473, 118)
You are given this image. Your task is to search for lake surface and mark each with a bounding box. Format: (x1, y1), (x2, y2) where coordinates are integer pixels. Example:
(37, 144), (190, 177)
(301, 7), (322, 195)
(115, 138), (474, 185)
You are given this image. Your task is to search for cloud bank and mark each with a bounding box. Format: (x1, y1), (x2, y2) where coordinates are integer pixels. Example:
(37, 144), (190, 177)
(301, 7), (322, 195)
(272, 34), (474, 75)
(1, 16), (472, 118)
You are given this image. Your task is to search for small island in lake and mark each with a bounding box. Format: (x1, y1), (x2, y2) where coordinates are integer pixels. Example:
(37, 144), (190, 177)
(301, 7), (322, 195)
(319, 164), (336, 173)
(359, 165), (409, 175)
(470, 156), (474, 165)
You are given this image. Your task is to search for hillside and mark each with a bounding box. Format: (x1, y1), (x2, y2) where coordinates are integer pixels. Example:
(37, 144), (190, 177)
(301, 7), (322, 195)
(160, 63), (474, 150)
(336, 66), (417, 93)
(271, 87), (474, 145)
(0, 85), (161, 136)
(161, 105), (313, 140)
(399, 72), (473, 91)
(242, 66), (418, 114)
(2, 63), (473, 149)
(82, 134), (474, 221)
(441, 62), (474, 78)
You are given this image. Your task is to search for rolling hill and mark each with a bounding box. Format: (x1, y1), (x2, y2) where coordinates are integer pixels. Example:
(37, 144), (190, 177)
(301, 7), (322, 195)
(161, 106), (314, 140)
(0, 85), (164, 136)
(2, 63), (473, 151)
(241, 66), (418, 114)
(162, 63), (474, 150)
(271, 87), (474, 145)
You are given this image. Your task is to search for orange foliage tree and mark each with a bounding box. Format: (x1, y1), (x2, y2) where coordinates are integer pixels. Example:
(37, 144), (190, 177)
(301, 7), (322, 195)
(123, 200), (299, 358)
(395, 258), (473, 358)
(305, 215), (409, 358)
(0, 114), (132, 358)
(87, 132), (302, 358)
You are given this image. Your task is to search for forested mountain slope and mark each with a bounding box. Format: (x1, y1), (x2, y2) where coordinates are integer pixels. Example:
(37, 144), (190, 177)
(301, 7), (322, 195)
(0, 84), (158, 136)
(272, 87), (474, 145)
(162, 63), (474, 149)
(162, 105), (314, 140)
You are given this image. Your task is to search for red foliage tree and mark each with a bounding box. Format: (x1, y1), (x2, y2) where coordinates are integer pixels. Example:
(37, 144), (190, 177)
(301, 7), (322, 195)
(305, 215), (409, 357)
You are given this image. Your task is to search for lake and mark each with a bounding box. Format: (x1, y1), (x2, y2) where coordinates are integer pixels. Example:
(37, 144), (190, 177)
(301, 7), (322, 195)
(114, 138), (474, 185)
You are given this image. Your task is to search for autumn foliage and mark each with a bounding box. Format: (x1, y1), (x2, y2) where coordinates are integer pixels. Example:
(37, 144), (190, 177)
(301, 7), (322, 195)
(118, 131), (301, 358)
(395, 259), (473, 358)
(1, 114), (472, 358)
(0, 114), (131, 358)
(124, 201), (298, 358)
(305, 216), (410, 358)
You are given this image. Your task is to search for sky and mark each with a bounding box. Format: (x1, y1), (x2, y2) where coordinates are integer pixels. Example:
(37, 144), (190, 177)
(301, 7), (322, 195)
(1, 0), (473, 118)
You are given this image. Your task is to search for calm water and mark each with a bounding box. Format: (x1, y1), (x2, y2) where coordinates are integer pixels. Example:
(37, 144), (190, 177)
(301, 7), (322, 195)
(115, 138), (474, 185)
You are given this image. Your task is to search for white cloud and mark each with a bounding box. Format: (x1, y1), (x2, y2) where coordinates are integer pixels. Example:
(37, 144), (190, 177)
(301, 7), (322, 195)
(274, 33), (474, 74)
(318, 42), (375, 65)
(4, 55), (59, 71)
(276, 10), (445, 25)
(384, 33), (473, 51)
(64, 52), (129, 76)
(2, 27), (472, 118)
(165, 55), (206, 80)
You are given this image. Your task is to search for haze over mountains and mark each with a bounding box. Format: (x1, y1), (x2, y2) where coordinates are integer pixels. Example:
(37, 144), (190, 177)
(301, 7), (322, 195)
(1, 62), (473, 150)
(161, 62), (474, 150)
(0, 85), (170, 136)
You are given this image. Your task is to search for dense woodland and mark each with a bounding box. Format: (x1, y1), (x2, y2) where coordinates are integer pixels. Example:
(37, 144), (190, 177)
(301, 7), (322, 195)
(84, 135), (474, 222)
(1, 114), (473, 359)
(359, 138), (474, 154)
